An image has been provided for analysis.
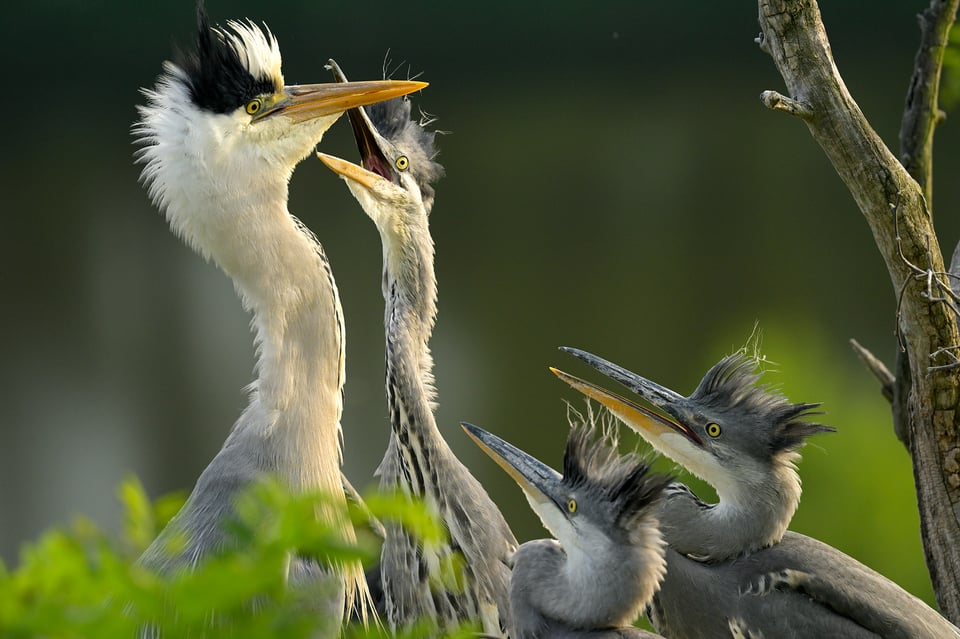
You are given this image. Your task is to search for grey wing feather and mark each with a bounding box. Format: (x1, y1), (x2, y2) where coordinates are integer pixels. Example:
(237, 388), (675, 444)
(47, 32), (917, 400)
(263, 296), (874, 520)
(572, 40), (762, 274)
(736, 532), (960, 639)
(137, 443), (256, 573)
(654, 544), (877, 638)
(652, 532), (959, 639)
(534, 623), (663, 638)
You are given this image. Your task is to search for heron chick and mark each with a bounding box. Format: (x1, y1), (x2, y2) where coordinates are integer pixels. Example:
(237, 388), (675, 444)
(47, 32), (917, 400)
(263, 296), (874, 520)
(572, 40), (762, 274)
(318, 61), (516, 635)
(462, 419), (671, 639)
(133, 6), (424, 624)
(556, 348), (960, 638)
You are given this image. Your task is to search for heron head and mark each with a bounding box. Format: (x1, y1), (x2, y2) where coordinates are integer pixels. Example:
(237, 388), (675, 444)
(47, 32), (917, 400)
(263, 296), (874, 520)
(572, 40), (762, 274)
(134, 7), (426, 222)
(461, 421), (670, 552)
(317, 60), (443, 227)
(553, 348), (833, 499)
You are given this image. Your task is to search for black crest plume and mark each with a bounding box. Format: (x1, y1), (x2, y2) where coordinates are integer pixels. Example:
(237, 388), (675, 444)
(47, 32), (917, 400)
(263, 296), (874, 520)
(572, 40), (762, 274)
(178, 2), (277, 114)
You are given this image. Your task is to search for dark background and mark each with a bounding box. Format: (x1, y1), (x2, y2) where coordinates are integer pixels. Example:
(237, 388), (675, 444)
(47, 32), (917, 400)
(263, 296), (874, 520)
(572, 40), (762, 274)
(3, 1), (957, 608)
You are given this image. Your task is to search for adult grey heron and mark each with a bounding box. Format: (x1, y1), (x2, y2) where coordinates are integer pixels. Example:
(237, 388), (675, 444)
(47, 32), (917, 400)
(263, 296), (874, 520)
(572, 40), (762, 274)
(461, 418), (670, 639)
(132, 6), (425, 624)
(555, 348), (960, 638)
(317, 62), (516, 635)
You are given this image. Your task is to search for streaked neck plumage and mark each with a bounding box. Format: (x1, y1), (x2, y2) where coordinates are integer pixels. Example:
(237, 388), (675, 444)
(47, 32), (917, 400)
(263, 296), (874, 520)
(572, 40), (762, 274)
(380, 203), (439, 451)
(358, 178), (514, 634)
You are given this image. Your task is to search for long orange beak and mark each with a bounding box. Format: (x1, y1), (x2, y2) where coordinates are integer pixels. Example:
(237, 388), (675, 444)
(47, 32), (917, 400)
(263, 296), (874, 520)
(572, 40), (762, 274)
(258, 79), (427, 123)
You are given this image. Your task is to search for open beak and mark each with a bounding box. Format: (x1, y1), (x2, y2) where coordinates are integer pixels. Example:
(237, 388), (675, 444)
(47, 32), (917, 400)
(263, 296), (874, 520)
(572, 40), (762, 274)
(553, 348), (704, 448)
(461, 423), (565, 510)
(316, 153), (382, 189)
(256, 78), (427, 124)
(316, 59), (399, 187)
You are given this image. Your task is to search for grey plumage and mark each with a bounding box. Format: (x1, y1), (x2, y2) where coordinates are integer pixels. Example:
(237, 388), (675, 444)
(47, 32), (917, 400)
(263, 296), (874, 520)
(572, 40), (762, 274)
(462, 417), (670, 639)
(690, 355), (829, 451)
(363, 98), (444, 209)
(319, 61), (515, 636)
(556, 347), (960, 638)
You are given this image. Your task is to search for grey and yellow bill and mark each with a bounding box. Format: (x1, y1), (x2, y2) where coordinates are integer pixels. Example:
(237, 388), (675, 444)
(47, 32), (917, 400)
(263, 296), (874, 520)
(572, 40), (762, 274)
(553, 347), (703, 447)
(461, 422), (565, 508)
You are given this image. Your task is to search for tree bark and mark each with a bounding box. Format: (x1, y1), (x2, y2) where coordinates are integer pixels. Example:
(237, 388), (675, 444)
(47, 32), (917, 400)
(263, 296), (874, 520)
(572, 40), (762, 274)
(757, 0), (960, 620)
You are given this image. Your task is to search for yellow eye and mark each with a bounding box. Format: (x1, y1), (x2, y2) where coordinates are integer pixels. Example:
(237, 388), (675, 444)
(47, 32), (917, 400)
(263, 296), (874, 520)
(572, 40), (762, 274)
(245, 99), (262, 115)
(395, 155), (409, 171)
(567, 498), (577, 514)
(706, 423), (722, 438)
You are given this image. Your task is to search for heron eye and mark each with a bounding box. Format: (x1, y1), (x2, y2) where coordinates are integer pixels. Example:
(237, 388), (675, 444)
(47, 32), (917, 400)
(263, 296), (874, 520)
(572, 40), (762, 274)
(395, 155), (409, 171)
(245, 99), (263, 116)
(567, 498), (577, 514)
(706, 423), (722, 438)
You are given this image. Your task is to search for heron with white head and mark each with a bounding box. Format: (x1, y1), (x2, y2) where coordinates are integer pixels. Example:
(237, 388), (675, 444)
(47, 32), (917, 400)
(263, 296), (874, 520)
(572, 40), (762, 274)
(555, 348), (960, 638)
(317, 61), (517, 635)
(133, 5), (425, 625)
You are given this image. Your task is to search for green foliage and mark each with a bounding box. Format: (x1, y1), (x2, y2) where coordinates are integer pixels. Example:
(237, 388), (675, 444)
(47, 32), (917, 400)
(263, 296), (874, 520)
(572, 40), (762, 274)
(0, 478), (470, 639)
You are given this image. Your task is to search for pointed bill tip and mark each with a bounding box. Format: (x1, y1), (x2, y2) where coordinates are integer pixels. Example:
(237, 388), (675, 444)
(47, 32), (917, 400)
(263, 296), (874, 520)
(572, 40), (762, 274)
(273, 79), (426, 123)
(461, 422), (559, 506)
(325, 58), (348, 82)
(316, 151), (382, 190)
(552, 367), (703, 447)
(460, 421), (484, 440)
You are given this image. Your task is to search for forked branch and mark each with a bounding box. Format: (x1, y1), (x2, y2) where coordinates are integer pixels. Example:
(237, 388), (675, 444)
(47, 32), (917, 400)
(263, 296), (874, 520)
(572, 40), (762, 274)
(758, 0), (960, 619)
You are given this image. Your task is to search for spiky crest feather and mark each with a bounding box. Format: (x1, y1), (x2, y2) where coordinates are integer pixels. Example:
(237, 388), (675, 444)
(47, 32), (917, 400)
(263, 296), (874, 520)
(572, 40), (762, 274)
(366, 97), (444, 210)
(561, 414), (671, 530)
(691, 354), (833, 455)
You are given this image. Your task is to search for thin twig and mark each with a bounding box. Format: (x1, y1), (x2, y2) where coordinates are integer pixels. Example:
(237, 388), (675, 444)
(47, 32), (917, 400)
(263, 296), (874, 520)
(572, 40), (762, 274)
(760, 90), (814, 119)
(850, 339), (896, 402)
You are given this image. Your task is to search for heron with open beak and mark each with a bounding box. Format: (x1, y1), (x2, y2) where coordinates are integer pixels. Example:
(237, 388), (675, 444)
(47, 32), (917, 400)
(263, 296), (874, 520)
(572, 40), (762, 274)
(554, 348), (960, 638)
(317, 61), (516, 635)
(462, 418), (671, 639)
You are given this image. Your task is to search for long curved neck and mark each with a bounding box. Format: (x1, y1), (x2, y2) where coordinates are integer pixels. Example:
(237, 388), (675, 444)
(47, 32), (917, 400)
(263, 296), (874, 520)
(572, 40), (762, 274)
(374, 204), (515, 635)
(376, 208), (447, 492)
(197, 181), (346, 495)
(659, 454), (802, 561)
(382, 212), (437, 395)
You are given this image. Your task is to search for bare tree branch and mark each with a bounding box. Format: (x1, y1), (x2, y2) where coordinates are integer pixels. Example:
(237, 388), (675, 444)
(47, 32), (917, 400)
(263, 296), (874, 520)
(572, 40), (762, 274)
(849, 338), (896, 403)
(895, 0), (959, 464)
(900, 0), (958, 206)
(761, 90), (814, 119)
(758, 0), (960, 619)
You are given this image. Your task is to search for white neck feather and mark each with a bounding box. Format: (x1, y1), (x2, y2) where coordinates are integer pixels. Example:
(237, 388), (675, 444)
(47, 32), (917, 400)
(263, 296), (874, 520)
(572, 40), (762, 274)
(137, 75), (346, 492)
(663, 452), (803, 560)
(136, 54), (370, 620)
(532, 518), (665, 629)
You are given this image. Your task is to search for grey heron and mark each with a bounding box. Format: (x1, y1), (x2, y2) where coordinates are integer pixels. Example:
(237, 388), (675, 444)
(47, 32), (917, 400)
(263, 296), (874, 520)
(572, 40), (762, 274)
(317, 62), (516, 635)
(132, 6), (425, 625)
(460, 418), (670, 639)
(555, 348), (960, 638)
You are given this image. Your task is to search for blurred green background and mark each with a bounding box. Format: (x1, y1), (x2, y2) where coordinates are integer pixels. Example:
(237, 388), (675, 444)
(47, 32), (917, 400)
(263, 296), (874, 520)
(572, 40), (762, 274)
(2, 0), (958, 610)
